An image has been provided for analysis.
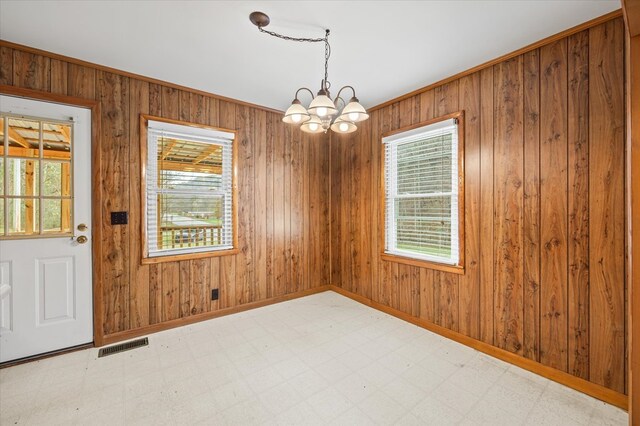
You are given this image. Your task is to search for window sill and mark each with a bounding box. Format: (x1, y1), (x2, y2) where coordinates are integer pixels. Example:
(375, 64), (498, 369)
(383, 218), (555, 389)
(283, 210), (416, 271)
(141, 248), (239, 265)
(380, 253), (465, 275)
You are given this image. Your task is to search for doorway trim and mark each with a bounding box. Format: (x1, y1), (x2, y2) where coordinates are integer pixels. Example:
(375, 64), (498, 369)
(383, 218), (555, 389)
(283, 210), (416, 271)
(0, 84), (104, 347)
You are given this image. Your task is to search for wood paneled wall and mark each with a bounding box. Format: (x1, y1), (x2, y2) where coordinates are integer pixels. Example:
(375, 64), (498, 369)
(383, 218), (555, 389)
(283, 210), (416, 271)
(0, 42), (331, 342)
(330, 17), (627, 395)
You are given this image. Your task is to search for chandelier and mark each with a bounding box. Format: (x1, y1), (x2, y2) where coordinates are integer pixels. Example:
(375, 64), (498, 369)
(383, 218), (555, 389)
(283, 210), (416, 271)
(250, 11), (369, 134)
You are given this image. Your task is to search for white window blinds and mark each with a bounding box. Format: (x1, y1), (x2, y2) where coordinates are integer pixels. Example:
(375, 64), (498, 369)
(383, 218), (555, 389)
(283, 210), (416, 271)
(382, 118), (459, 265)
(146, 120), (234, 257)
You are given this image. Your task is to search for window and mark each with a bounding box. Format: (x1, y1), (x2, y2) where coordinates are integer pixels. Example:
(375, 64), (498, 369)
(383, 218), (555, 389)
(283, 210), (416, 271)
(382, 113), (464, 271)
(1, 115), (73, 238)
(142, 116), (236, 261)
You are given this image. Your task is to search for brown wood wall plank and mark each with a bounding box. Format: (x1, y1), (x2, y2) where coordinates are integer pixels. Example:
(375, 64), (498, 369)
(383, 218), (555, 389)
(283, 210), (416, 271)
(97, 71), (130, 334)
(567, 30), (590, 379)
(479, 67), (495, 345)
(493, 57), (525, 354)
(235, 105), (255, 305)
(13, 51), (50, 91)
(50, 59), (67, 95)
(539, 39), (569, 371)
(129, 78), (150, 329)
(283, 124), (293, 293)
(68, 64), (95, 99)
(523, 49), (541, 362)
(255, 110), (268, 301)
(458, 73), (481, 340)
(370, 111), (381, 304)
(0, 47), (13, 85)
(588, 18), (626, 393)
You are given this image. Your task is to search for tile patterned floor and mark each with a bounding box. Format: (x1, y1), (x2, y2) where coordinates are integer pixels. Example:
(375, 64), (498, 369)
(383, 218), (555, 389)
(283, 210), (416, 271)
(0, 291), (628, 425)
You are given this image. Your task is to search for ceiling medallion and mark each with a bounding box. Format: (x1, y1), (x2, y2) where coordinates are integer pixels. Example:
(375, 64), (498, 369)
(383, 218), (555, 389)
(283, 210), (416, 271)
(250, 11), (369, 134)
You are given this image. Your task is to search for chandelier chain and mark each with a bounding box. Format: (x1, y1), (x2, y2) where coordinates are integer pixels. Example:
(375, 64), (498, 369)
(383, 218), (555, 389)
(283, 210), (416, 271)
(258, 27), (331, 91)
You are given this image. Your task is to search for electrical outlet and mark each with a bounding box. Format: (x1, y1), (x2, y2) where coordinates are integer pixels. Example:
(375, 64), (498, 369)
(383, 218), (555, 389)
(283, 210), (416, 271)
(111, 211), (128, 225)
(211, 289), (219, 300)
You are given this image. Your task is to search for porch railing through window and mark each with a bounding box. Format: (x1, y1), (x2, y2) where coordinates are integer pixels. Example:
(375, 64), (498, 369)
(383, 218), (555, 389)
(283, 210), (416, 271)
(158, 223), (223, 249)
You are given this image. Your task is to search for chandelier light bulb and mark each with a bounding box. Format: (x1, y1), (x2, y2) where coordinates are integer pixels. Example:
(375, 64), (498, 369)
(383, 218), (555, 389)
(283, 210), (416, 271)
(251, 14), (368, 134)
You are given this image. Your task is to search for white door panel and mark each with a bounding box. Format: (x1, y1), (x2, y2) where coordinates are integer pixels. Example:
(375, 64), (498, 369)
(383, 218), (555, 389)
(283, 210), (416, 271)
(0, 95), (93, 363)
(0, 261), (12, 333)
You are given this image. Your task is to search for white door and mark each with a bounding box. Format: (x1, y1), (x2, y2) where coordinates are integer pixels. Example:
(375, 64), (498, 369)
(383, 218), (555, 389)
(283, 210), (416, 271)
(0, 95), (93, 363)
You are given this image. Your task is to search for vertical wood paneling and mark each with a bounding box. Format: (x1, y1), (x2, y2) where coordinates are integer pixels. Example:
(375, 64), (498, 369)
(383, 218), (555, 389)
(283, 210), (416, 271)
(179, 260), (191, 317)
(329, 16), (626, 396)
(162, 263), (180, 321)
(148, 83), (163, 324)
(360, 117), (373, 300)
(50, 59), (67, 95)
(523, 49), (541, 361)
(265, 113), (276, 298)
(190, 259), (210, 315)
(539, 39), (569, 371)
(370, 111), (381, 303)
(588, 19), (625, 393)
(129, 78), (150, 329)
(479, 67), (495, 345)
(13, 51), (50, 91)
(68, 64), (95, 99)
(273, 113), (286, 297)
(283, 124), (292, 292)
(567, 30), (590, 379)
(290, 127), (304, 292)
(254, 110), (267, 301)
(235, 105), (255, 305)
(0, 47), (13, 85)
(458, 73), (481, 339)
(330, 133), (342, 289)
(210, 257), (220, 312)
(348, 131), (362, 295)
(97, 71), (130, 334)
(493, 57), (524, 354)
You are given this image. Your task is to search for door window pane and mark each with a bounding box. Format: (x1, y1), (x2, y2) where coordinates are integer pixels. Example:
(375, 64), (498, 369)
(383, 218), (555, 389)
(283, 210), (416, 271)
(42, 161), (71, 196)
(7, 198), (39, 235)
(43, 122), (71, 160)
(42, 198), (62, 233)
(7, 159), (39, 196)
(7, 118), (39, 158)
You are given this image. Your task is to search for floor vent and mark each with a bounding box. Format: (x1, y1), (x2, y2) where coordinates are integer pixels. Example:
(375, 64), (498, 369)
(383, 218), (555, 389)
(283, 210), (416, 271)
(98, 337), (148, 358)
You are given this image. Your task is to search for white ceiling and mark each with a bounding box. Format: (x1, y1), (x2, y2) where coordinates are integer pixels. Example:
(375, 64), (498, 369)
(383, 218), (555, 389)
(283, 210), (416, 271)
(0, 1), (619, 111)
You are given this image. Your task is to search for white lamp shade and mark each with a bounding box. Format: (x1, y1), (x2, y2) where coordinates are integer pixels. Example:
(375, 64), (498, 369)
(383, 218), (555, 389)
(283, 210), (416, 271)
(331, 117), (358, 134)
(283, 102), (310, 124)
(339, 100), (369, 123)
(308, 95), (337, 118)
(300, 115), (325, 134)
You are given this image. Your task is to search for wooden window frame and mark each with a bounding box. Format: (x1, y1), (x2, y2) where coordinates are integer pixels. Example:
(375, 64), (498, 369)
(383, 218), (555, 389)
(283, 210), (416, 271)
(380, 111), (465, 275)
(140, 114), (238, 264)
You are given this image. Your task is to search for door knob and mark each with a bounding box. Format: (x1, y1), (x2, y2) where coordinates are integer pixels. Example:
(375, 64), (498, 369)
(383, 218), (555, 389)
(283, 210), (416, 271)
(77, 223), (88, 232)
(75, 235), (88, 244)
